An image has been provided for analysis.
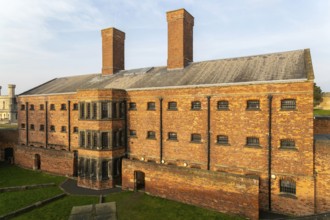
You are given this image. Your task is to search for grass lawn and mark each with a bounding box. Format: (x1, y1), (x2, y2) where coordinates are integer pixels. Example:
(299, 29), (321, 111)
(105, 191), (243, 220)
(0, 163), (65, 187)
(0, 124), (18, 129)
(314, 109), (330, 116)
(1, 163), (243, 220)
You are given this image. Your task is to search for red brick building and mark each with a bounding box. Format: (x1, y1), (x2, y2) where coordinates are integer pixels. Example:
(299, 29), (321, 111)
(15, 8), (330, 219)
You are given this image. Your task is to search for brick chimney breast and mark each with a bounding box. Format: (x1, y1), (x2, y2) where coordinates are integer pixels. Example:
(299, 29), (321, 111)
(101, 28), (125, 75)
(167, 9), (194, 70)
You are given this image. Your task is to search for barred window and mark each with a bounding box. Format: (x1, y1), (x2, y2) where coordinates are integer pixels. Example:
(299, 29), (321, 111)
(191, 134), (201, 142)
(30, 124), (35, 130)
(61, 104), (67, 110)
(80, 103), (85, 118)
(119, 102), (125, 118)
(101, 102), (108, 119)
(191, 101), (201, 110)
(247, 100), (260, 110)
(86, 103), (91, 119)
(21, 123), (25, 129)
(129, 102), (137, 110)
(21, 105), (25, 110)
(119, 130), (123, 146)
(113, 131), (117, 148)
(168, 102), (177, 110)
(80, 131), (85, 147)
(101, 132), (109, 149)
(217, 100), (229, 110)
(91, 159), (97, 180)
(112, 102), (117, 118)
(168, 132), (177, 140)
(280, 139), (295, 149)
(147, 102), (156, 110)
(50, 104), (55, 110)
(61, 126), (66, 133)
(73, 103), (78, 110)
(280, 179), (296, 195)
(73, 127), (79, 133)
(92, 132), (98, 149)
(246, 137), (259, 146)
(79, 158), (85, 177)
(217, 135), (229, 145)
(92, 103), (97, 119)
(87, 132), (91, 147)
(40, 104), (44, 110)
(30, 104), (35, 111)
(39, 124), (45, 131)
(147, 131), (156, 139)
(102, 161), (109, 180)
(281, 99), (296, 110)
(130, 130), (136, 137)
(50, 125), (55, 132)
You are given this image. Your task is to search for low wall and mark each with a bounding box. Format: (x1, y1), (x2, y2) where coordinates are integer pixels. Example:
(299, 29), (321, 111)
(314, 116), (330, 135)
(315, 139), (330, 213)
(122, 159), (259, 220)
(0, 129), (18, 161)
(15, 145), (74, 176)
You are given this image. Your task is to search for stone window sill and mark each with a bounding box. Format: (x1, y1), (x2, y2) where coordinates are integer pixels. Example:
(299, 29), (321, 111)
(217, 109), (230, 111)
(245, 145), (262, 149)
(279, 147), (298, 151)
(246, 109), (261, 111)
(190, 141), (202, 144)
(279, 193), (297, 199)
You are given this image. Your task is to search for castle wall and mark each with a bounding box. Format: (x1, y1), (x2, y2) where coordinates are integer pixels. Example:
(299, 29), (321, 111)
(314, 116), (330, 134)
(0, 129), (18, 161)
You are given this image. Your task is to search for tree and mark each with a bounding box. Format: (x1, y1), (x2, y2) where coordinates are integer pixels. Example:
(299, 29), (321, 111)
(314, 83), (323, 107)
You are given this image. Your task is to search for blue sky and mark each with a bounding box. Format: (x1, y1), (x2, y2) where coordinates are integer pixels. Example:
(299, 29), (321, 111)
(1, 0), (330, 94)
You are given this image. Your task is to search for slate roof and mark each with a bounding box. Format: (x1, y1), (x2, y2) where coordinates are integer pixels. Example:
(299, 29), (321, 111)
(21, 49), (310, 95)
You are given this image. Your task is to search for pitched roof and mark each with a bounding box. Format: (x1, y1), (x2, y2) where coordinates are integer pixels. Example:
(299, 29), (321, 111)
(21, 49), (311, 95)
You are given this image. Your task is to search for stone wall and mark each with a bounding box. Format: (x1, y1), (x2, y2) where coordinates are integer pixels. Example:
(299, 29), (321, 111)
(122, 159), (259, 220)
(15, 145), (74, 176)
(314, 116), (330, 135)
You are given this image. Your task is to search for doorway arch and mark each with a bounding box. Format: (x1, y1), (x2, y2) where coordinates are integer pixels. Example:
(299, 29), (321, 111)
(34, 154), (41, 170)
(4, 147), (14, 163)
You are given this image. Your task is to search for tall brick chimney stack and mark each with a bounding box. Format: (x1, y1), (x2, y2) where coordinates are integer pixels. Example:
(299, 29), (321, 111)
(101, 28), (125, 75)
(167, 9), (194, 70)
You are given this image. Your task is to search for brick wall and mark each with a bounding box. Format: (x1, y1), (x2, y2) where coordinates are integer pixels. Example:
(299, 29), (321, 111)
(127, 81), (314, 214)
(0, 129), (18, 161)
(315, 139), (330, 213)
(314, 117), (330, 134)
(15, 145), (74, 176)
(122, 159), (259, 220)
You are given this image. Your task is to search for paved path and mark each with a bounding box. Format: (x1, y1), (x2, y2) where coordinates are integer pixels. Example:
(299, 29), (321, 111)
(60, 179), (122, 196)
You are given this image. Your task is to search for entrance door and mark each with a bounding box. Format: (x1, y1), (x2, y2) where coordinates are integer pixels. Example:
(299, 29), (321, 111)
(135, 171), (145, 191)
(4, 148), (13, 163)
(34, 154), (41, 170)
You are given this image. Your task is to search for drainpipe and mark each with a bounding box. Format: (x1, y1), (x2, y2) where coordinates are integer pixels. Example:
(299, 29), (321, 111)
(268, 95), (273, 211)
(159, 97), (163, 163)
(68, 100), (71, 151)
(26, 102), (29, 145)
(124, 99), (128, 158)
(45, 101), (48, 148)
(207, 96), (211, 170)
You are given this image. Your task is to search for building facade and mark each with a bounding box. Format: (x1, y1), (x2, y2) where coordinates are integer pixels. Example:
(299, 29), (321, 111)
(14, 8), (330, 219)
(0, 84), (17, 124)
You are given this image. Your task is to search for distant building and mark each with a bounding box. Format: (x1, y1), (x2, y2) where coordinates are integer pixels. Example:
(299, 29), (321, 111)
(315, 92), (330, 110)
(0, 84), (17, 124)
